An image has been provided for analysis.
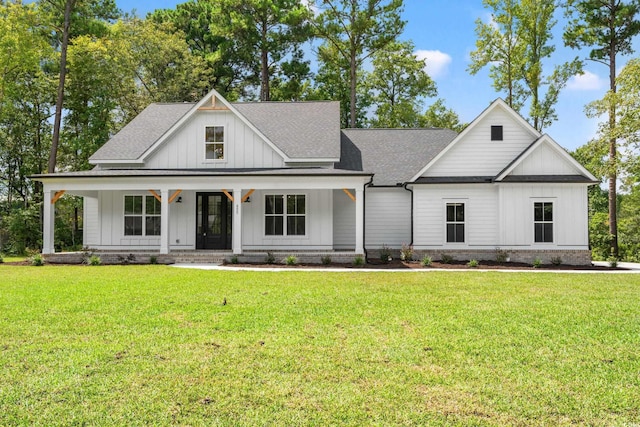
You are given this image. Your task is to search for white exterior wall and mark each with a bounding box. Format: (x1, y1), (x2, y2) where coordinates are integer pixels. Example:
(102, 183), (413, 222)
(499, 183), (589, 248)
(145, 110), (285, 169)
(413, 183), (589, 250)
(333, 189), (355, 250)
(413, 184), (499, 249)
(511, 143), (578, 175)
(424, 108), (538, 177)
(365, 187), (411, 248)
(241, 189), (333, 250)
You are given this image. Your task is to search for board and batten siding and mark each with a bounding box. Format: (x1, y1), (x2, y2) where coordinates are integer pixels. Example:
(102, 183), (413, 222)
(413, 185), (499, 248)
(87, 190), (195, 250)
(145, 110), (285, 169)
(333, 189), (355, 250)
(423, 108), (537, 177)
(511, 143), (578, 176)
(499, 183), (589, 248)
(241, 189), (333, 250)
(365, 187), (411, 248)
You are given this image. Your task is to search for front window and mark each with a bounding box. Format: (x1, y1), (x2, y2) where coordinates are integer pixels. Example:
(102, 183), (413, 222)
(265, 194), (306, 236)
(124, 195), (161, 236)
(205, 126), (224, 160)
(446, 203), (465, 243)
(534, 202), (553, 243)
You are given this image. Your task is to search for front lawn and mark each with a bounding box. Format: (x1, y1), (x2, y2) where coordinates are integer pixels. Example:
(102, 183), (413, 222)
(1, 266), (638, 426)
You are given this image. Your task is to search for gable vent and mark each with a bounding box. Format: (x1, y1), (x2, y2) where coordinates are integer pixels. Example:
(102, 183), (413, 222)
(491, 125), (503, 141)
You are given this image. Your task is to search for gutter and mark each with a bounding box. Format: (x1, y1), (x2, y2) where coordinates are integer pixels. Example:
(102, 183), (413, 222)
(363, 175), (374, 263)
(402, 182), (414, 246)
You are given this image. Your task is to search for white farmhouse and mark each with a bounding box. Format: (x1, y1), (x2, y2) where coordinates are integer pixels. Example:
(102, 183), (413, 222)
(34, 89), (597, 265)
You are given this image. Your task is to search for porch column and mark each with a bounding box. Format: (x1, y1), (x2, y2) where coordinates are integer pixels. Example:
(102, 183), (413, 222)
(232, 188), (242, 255)
(160, 188), (170, 254)
(42, 189), (55, 254)
(355, 188), (364, 255)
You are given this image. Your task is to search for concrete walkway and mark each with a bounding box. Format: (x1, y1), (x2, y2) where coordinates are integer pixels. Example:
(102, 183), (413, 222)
(172, 261), (640, 273)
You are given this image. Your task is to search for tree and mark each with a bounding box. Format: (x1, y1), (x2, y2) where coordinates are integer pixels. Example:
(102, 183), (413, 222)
(564, 0), (640, 258)
(312, 0), (404, 128)
(40, 0), (119, 173)
(469, 0), (581, 131)
(421, 99), (465, 132)
(365, 41), (437, 128)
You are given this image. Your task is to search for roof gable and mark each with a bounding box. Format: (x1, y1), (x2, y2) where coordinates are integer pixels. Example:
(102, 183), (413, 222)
(337, 128), (457, 185)
(496, 135), (598, 182)
(410, 98), (540, 181)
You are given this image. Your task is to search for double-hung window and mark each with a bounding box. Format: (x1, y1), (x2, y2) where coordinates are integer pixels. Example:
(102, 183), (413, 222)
(265, 194), (306, 236)
(534, 202), (553, 243)
(205, 126), (224, 160)
(124, 195), (161, 236)
(446, 203), (465, 243)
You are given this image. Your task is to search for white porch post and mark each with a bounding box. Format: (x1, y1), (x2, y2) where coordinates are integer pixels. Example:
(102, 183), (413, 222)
(42, 189), (55, 254)
(232, 188), (242, 255)
(355, 188), (364, 255)
(160, 188), (170, 254)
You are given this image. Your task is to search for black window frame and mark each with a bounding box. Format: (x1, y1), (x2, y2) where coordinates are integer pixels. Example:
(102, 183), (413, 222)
(491, 125), (503, 141)
(534, 201), (553, 243)
(446, 202), (465, 243)
(264, 194), (306, 236)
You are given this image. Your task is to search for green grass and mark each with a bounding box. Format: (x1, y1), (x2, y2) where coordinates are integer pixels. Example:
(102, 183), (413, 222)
(1, 266), (639, 426)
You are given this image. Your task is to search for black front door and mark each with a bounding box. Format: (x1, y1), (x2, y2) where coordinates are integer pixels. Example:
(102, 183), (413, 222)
(196, 192), (232, 249)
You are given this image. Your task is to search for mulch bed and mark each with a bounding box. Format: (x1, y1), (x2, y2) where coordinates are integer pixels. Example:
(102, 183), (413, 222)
(225, 259), (622, 271)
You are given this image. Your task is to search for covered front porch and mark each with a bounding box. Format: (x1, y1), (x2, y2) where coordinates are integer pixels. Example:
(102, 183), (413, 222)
(35, 169), (372, 258)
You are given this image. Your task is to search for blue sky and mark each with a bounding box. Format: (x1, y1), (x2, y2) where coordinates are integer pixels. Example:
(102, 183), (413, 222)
(119, 0), (640, 151)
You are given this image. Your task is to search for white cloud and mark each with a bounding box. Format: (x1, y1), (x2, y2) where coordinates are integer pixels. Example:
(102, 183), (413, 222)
(414, 50), (452, 79)
(567, 71), (606, 91)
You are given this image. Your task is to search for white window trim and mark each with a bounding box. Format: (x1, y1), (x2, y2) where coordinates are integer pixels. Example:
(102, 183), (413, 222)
(444, 199), (467, 245)
(532, 199), (555, 245)
(263, 193), (308, 238)
(203, 125), (226, 163)
(123, 194), (161, 237)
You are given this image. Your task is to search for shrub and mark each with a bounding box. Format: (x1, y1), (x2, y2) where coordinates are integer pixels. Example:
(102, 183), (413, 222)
(117, 254), (136, 265)
(149, 255), (158, 265)
(265, 252), (276, 264)
(321, 255), (332, 265)
(467, 259), (479, 268)
(88, 255), (102, 266)
(31, 254), (44, 266)
(495, 247), (509, 263)
(440, 254), (453, 264)
(353, 255), (365, 266)
(550, 256), (562, 266)
(230, 255), (239, 264)
(421, 255), (432, 267)
(0, 253), (3, 264)
(285, 255), (297, 266)
(532, 258), (542, 268)
(379, 245), (392, 263)
(400, 243), (414, 261)
(608, 256), (618, 268)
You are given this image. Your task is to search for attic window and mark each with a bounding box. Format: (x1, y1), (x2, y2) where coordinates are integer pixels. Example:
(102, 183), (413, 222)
(491, 125), (503, 141)
(205, 126), (224, 160)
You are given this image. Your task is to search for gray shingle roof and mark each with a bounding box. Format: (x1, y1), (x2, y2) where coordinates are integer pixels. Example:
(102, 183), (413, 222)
(233, 101), (341, 159)
(89, 103), (195, 161)
(336, 128), (458, 185)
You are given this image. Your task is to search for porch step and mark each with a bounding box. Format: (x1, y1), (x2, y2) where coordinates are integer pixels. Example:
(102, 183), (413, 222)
(170, 251), (230, 264)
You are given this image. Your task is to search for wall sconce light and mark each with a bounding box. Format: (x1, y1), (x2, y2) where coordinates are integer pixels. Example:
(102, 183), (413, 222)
(245, 197), (251, 203)
(176, 196), (183, 203)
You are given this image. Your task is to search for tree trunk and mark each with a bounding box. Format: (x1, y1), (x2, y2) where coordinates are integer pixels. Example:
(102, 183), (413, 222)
(608, 42), (618, 258)
(349, 46), (357, 128)
(260, 20), (270, 102)
(48, 0), (74, 173)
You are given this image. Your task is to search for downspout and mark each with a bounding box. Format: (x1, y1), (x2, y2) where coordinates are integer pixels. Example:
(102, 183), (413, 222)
(363, 176), (373, 263)
(403, 182), (414, 246)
